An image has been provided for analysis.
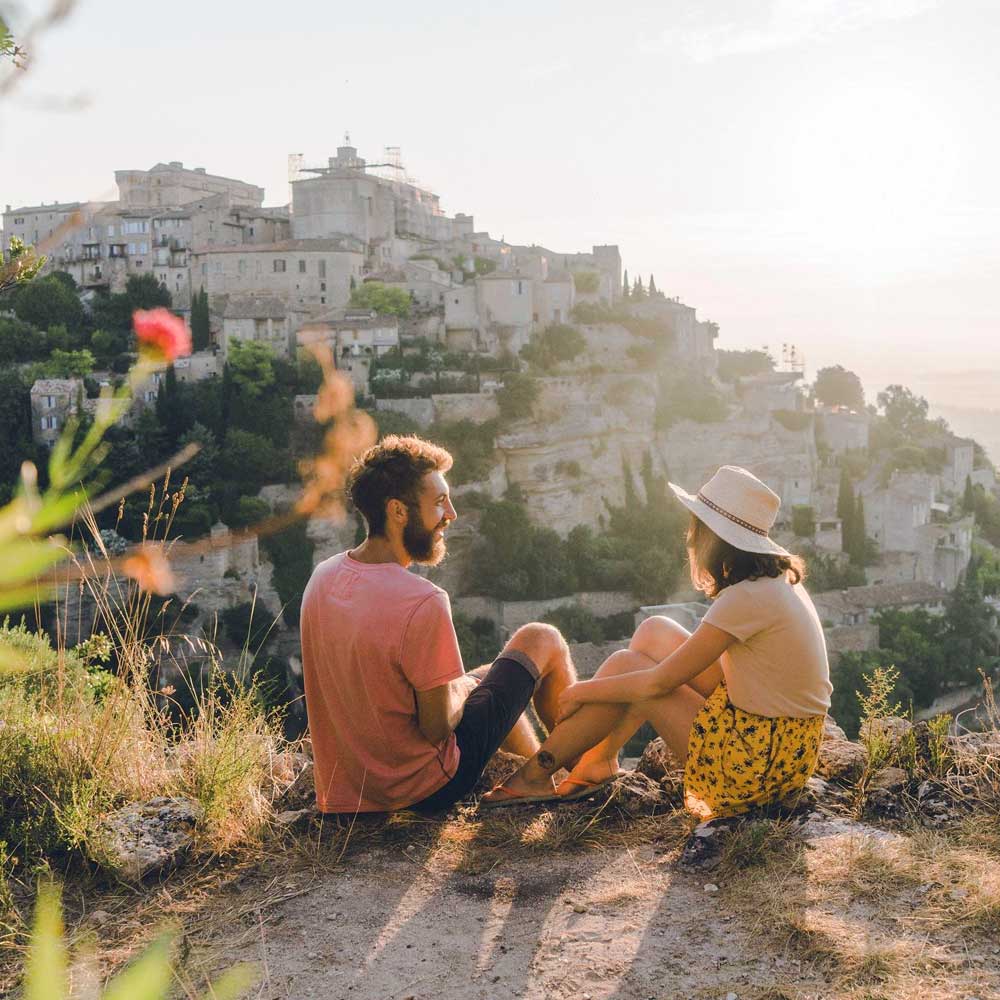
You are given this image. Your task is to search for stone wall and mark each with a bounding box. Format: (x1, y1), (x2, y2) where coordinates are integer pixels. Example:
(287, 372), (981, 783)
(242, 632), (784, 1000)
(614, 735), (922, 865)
(569, 640), (628, 679)
(824, 623), (879, 663)
(374, 397), (435, 428)
(433, 392), (499, 424)
(452, 590), (636, 633)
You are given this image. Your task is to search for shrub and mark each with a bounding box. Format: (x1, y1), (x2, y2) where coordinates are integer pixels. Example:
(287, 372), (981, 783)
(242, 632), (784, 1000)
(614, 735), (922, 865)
(427, 419), (497, 486)
(349, 281), (411, 318)
(791, 505), (816, 537)
(261, 521), (315, 627)
(231, 496), (270, 528)
(495, 372), (539, 423)
(772, 409), (813, 432)
(573, 271), (600, 294)
(656, 372), (728, 429)
(453, 614), (500, 668)
(716, 348), (774, 383)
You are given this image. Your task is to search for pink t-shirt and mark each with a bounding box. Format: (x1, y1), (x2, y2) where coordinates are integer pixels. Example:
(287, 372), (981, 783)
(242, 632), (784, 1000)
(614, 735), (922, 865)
(300, 551), (465, 812)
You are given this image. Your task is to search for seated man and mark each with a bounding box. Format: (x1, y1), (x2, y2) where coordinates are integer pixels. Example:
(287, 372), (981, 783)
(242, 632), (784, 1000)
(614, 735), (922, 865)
(300, 434), (576, 814)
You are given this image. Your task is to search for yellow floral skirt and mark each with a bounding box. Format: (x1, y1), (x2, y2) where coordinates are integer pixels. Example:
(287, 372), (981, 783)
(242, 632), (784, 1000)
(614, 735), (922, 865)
(683, 682), (825, 821)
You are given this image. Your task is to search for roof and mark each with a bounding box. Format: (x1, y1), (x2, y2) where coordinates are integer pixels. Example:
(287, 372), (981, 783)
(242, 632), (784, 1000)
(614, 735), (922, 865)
(190, 237), (364, 255)
(545, 268), (574, 284)
(305, 310), (400, 330)
(30, 378), (82, 395)
(813, 581), (947, 614)
(221, 294), (288, 320)
(5, 201), (82, 216)
(477, 269), (529, 281)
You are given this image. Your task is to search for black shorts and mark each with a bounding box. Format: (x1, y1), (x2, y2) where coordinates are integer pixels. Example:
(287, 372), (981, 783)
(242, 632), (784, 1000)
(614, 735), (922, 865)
(411, 651), (538, 814)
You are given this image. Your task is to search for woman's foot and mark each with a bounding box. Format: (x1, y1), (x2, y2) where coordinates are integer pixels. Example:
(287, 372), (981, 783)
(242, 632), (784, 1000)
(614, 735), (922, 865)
(480, 768), (557, 805)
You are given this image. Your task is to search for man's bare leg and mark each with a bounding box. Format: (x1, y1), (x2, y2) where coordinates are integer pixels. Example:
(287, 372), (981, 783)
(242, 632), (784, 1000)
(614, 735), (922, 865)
(468, 663), (543, 757)
(486, 616), (724, 800)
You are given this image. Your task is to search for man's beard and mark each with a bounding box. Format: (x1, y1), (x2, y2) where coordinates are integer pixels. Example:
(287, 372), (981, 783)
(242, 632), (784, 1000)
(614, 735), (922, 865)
(403, 507), (447, 566)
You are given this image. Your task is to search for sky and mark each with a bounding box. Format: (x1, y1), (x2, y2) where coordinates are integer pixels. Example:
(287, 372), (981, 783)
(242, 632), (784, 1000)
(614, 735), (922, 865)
(1, 0), (998, 407)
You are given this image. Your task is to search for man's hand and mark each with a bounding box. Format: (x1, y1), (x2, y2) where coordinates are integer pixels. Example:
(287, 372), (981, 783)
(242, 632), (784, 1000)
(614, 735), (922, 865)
(556, 682), (585, 723)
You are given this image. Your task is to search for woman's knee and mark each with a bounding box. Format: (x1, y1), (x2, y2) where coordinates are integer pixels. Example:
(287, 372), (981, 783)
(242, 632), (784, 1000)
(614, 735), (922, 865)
(630, 615), (690, 660)
(503, 622), (567, 672)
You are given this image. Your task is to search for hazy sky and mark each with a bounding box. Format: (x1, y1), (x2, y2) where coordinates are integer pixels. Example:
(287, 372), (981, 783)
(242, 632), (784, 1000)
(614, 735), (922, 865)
(2, 0), (998, 404)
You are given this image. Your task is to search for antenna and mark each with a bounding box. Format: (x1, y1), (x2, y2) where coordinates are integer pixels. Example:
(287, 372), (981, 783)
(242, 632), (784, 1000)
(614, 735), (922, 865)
(287, 153), (304, 203)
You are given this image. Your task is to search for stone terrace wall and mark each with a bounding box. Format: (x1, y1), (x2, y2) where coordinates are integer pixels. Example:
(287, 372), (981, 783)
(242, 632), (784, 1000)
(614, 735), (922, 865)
(453, 590), (636, 633)
(432, 392), (499, 424)
(374, 397), (435, 428)
(569, 640), (629, 679)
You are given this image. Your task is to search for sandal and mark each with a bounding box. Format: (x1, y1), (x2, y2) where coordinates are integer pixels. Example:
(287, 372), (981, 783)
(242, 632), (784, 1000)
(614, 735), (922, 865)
(555, 773), (623, 802)
(479, 782), (560, 808)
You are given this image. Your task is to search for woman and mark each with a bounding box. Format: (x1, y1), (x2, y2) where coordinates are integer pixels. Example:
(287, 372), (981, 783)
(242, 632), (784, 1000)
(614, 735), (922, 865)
(483, 465), (833, 821)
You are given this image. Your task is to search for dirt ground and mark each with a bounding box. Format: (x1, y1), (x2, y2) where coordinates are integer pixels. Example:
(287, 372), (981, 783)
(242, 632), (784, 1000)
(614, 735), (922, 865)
(181, 810), (1000, 1000)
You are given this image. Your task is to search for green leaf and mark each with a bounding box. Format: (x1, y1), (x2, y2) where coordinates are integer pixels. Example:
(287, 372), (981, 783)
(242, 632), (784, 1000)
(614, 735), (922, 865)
(24, 884), (68, 1000)
(199, 964), (257, 1000)
(0, 538), (68, 588)
(0, 582), (54, 613)
(100, 933), (173, 1000)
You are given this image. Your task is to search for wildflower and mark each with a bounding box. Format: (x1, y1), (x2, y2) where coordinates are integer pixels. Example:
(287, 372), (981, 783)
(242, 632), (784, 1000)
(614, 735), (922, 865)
(121, 545), (176, 595)
(296, 347), (376, 517)
(132, 308), (192, 363)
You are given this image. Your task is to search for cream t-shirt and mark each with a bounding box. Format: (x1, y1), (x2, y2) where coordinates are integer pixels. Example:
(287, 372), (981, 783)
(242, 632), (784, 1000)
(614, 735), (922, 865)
(702, 574), (832, 718)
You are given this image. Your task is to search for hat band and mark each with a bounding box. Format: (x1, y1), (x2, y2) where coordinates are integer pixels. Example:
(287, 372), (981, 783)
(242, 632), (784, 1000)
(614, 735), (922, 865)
(696, 492), (769, 537)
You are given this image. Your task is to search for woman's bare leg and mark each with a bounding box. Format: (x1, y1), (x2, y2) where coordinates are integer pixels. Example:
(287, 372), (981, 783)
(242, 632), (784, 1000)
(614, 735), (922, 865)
(486, 616), (723, 799)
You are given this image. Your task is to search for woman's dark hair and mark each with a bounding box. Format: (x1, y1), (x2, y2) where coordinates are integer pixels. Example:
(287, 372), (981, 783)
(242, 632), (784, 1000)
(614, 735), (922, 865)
(686, 515), (806, 598)
(346, 435), (453, 536)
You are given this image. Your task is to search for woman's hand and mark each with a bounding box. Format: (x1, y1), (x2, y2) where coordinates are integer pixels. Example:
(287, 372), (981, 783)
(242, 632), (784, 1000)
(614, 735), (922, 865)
(557, 682), (585, 723)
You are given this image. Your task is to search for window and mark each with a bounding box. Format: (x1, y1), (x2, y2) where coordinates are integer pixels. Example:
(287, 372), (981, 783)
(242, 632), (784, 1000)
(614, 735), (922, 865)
(45, 395), (55, 408)
(298, 260), (306, 274)
(139, 242), (148, 254)
(320, 282), (326, 292)
(128, 243), (136, 255)
(273, 259), (286, 273)
(238, 259), (246, 275)
(107, 224), (116, 237)
(517, 281), (523, 295)
(14, 216), (24, 225)
(123, 220), (148, 234)
(201, 263), (207, 276)
(320, 296), (325, 304)
(214, 261), (222, 273)
(318, 260), (326, 278)
(249, 226), (254, 237)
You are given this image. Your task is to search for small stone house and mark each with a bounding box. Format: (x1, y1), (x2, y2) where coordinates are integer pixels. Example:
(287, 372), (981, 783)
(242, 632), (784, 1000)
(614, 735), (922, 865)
(30, 378), (83, 446)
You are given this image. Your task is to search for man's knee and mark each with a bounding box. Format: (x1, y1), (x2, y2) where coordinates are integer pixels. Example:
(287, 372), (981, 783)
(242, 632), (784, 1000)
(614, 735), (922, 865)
(630, 615), (689, 659)
(503, 622), (567, 675)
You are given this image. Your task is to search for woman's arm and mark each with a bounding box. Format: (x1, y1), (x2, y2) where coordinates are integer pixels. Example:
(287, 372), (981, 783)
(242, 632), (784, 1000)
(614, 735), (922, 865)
(567, 622), (734, 707)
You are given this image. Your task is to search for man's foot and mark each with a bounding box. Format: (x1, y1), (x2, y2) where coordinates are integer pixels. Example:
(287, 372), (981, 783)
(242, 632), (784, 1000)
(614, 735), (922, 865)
(555, 759), (622, 798)
(480, 769), (557, 807)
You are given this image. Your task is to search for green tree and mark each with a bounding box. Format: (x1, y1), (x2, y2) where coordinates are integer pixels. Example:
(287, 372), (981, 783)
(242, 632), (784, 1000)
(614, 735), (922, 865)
(0, 369), (36, 503)
(716, 348), (774, 383)
(877, 384), (929, 436)
(0, 314), (47, 362)
(621, 269), (629, 299)
(178, 421), (221, 490)
(227, 339), (276, 398)
(191, 287), (210, 351)
(262, 521), (316, 626)
(848, 494), (868, 566)
(944, 559), (997, 686)
(0, 236), (46, 296)
(220, 429), (289, 490)
(572, 271), (600, 294)
(792, 505), (816, 537)
(648, 274), (658, 297)
(155, 364), (190, 443)
(42, 348), (96, 378)
(814, 365), (865, 410)
(349, 281), (411, 318)
(89, 326), (128, 359)
(963, 474), (975, 514)
(632, 275), (645, 300)
(13, 273), (85, 334)
(125, 272), (172, 309)
(496, 371), (539, 423)
(520, 324), (586, 371)
(453, 614), (500, 668)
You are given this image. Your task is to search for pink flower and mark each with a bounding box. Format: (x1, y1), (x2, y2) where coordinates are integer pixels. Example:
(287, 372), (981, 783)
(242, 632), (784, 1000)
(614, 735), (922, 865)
(133, 308), (192, 362)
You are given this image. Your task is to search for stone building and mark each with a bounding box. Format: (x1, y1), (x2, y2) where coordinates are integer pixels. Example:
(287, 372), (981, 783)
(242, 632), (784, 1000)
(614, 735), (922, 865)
(29, 378), (83, 446)
(215, 294), (293, 360)
(817, 405), (871, 454)
(115, 161), (264, 210)
(811, 582), (947, 627)
(290, 142), (473, 256)
(191, 238), (364, 313)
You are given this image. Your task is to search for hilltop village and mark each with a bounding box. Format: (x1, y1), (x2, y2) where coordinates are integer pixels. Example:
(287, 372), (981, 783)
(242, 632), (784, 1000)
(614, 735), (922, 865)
(4, 141), (998, 734)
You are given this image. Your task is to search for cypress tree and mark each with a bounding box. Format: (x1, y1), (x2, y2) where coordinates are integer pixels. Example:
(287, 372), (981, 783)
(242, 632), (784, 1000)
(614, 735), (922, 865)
(649, 274), (658, 297)
(849, 494), (867, 566)
(633, 275), (644, 300)
(622, 269), (630, 299)
(963, 474), (976, 515)
(191, 287), (210, 352)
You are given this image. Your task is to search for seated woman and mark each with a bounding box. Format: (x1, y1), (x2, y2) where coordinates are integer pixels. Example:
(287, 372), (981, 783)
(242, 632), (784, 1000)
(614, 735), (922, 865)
(483, 465), (833, 822)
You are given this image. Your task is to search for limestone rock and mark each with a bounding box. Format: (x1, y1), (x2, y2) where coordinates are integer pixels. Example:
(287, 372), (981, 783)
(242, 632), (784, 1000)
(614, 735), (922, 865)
(865, 765), (910, 820)
(95, 797), (203, 879)
(870, 766), (908, 792)
(862, 716), (912, 745)
(275, 808), (317, 831)
(822, 717), (848, 742)
(816, 738), (867, 783)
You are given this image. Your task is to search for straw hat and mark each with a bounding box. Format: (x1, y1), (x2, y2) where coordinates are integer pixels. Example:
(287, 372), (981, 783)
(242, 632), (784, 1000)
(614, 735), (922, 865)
(668, 465), (790, 557)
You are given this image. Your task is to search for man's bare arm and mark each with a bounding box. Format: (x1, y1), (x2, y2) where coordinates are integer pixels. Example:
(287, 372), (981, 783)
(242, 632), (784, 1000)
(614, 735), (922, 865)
(415, 675), (477, 744)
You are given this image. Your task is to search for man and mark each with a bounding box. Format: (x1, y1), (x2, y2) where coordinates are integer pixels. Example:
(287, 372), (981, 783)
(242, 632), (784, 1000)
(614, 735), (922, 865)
(300, 434), (576, 814)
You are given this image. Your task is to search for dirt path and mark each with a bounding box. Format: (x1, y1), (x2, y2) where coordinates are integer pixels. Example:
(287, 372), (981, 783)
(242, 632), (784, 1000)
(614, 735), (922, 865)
(194, 841), (824, 1000)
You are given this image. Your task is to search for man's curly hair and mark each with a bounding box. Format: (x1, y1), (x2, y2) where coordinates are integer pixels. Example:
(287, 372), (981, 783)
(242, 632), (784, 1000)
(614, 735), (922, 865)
(346, 435), (453, 536)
